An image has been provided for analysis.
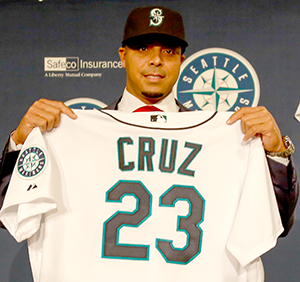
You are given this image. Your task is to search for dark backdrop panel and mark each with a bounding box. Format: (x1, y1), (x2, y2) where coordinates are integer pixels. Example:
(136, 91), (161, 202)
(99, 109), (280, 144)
(0, 1), (299, 281)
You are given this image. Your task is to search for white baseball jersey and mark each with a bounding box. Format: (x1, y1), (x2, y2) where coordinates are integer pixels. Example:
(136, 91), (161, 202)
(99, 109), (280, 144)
(0, 110), (283, 282)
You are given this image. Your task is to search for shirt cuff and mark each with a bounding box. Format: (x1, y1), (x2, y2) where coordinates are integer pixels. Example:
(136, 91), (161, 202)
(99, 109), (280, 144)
(8, 134), (23, 152)
(267, 155), (290, 167)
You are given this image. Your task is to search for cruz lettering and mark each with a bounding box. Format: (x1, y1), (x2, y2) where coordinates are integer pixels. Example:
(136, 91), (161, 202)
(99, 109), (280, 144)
(117, 137), (202, 177)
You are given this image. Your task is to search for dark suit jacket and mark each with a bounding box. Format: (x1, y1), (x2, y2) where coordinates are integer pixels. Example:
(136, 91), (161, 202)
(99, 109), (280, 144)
(0, 98), (298, 236)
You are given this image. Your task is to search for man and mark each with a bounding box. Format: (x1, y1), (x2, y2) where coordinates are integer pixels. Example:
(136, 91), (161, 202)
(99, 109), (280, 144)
(0, 6), (297, 235)
(0, 6), (298, 282)
(0, 6), (297, 236)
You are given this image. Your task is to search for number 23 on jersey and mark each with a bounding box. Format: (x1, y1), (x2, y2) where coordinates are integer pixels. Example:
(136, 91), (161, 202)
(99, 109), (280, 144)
(102, 180), (205, 265)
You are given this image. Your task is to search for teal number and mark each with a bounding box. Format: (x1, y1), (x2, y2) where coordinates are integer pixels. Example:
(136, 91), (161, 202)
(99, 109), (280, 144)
(102, 180), (152, 260)
(102, 180), (205, 264)
(156, 185), (205, 264)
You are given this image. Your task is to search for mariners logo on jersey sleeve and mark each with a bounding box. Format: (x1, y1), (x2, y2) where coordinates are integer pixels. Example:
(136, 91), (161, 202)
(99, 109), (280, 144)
(17, 146), (47, 178)
(175, 48), (260, 111)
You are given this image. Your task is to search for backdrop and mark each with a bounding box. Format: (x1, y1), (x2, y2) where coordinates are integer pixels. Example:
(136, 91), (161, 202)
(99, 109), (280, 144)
(0, 0), (299, 281)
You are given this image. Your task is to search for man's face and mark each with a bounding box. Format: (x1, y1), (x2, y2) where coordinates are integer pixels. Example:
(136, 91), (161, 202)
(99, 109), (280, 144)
(119, 40), (185, 104)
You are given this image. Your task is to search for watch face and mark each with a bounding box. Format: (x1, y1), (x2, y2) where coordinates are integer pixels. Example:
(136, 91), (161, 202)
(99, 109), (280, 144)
(283, 136), (295, 154)
(17, 146), (47, 178)
(283, 136), (290, 146)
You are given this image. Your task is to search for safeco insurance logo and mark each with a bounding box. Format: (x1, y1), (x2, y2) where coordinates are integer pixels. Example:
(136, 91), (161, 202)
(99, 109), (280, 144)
(44, 57), (79, 71)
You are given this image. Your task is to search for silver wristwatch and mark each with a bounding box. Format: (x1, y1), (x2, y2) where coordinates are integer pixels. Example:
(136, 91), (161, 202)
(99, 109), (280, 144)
(266, 135), (295, 158)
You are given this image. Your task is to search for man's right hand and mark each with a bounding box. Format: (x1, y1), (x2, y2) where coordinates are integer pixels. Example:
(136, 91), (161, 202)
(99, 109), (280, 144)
(12, 98), (77, 145)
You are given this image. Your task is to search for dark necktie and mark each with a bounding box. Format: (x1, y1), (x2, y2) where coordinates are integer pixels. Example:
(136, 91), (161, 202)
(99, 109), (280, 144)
(133, 105), (163, 113)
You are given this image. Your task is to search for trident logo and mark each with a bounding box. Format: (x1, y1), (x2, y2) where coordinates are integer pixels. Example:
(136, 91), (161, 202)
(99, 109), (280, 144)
(150, 8), (164, 26)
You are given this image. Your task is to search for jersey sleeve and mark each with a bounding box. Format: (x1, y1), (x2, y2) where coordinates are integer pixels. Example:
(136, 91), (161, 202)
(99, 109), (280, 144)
(0, 127), (57, 242)
(226, 137), (284, 268)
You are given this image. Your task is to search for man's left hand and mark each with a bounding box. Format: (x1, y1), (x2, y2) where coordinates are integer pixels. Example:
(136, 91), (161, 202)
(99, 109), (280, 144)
(226, 106), (286, 153)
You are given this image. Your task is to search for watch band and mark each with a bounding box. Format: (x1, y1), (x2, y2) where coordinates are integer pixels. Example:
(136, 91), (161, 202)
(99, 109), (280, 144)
(266, 135), (295, 158)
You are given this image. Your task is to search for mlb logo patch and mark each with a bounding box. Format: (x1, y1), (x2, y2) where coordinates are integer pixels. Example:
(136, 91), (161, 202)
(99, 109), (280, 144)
(151, 114), (167, 123)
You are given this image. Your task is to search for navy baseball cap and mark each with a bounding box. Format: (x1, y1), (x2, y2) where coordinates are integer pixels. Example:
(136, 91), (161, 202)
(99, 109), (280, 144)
(122, 6), (188, 51)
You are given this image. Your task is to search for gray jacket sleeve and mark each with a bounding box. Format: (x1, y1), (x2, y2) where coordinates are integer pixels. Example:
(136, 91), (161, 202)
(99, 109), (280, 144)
(267, 156), (299, 236)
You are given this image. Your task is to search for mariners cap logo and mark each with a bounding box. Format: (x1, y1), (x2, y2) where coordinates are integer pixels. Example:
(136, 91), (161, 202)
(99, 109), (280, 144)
(175, 48), (260, 111)
(150, 8), (164, 26)
(17, 146), (47, 178)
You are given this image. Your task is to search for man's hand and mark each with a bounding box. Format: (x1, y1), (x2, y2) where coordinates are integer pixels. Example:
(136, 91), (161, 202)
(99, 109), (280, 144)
(226, 106), (286, 153)
(12, 98), (77, 145)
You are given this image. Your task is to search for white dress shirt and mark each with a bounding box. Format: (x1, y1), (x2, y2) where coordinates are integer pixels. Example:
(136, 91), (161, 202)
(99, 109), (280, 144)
(117, 88), (179, 113)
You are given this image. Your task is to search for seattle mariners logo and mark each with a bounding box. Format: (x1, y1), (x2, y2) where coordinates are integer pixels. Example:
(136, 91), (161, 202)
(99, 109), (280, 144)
(17, 146), (47, 178)
(150, 8), (164, 26)
(175, 48), (260, 111)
